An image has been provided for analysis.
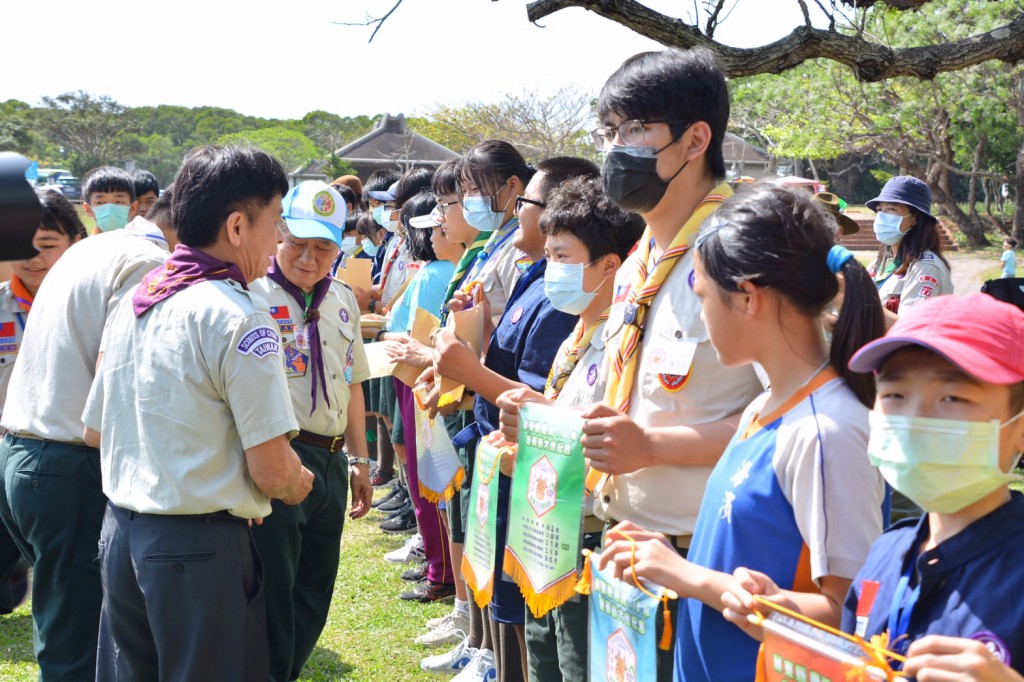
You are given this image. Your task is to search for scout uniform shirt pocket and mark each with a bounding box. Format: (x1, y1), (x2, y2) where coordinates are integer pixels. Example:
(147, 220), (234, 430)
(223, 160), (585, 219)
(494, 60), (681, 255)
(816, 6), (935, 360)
(639, 309), (709, 407)
(271, 305), (308, 379)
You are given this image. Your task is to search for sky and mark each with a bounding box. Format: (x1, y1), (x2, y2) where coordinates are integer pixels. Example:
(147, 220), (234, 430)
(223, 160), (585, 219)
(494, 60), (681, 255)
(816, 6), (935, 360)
(4, 0), (817, 121)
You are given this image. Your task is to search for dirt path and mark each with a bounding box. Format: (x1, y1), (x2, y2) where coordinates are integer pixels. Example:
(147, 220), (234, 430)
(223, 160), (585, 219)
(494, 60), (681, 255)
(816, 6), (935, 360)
(948, 252), (1001, 294)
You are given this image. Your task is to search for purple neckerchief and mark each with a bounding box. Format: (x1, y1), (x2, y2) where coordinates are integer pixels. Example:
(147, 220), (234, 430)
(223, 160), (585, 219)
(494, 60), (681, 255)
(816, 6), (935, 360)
(266, 257), (332, 414)
(133, 245), (246, 318)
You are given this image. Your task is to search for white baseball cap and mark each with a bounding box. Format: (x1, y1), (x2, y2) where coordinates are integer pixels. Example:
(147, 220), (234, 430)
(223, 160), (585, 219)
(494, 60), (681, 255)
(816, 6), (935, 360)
(281, 181), (346, 246)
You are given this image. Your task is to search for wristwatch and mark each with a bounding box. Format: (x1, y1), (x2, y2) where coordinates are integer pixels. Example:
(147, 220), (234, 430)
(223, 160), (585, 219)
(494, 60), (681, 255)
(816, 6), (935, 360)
(348, 456), (371, 466)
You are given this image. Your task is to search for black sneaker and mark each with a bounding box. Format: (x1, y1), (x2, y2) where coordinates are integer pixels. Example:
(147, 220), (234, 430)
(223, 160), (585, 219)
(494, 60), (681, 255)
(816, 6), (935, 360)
(380, 508), (417, 534)
(370, 467), (396, 489)
(400, 580), (456, 603)
(372, 483), (406, 510)
(401, 563), (427, 582)
(382, 502), (414, 522)
(377, 488), (411, 513)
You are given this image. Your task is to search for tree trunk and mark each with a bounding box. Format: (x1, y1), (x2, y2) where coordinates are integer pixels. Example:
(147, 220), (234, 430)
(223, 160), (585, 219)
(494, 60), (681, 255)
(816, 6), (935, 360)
(967, 134), (985, 224)
(1015, 139), (1024, 244)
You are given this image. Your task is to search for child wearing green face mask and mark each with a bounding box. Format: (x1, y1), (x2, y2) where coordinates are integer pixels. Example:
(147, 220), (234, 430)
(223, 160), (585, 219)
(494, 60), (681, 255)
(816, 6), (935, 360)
(722, 292), (1024, 680)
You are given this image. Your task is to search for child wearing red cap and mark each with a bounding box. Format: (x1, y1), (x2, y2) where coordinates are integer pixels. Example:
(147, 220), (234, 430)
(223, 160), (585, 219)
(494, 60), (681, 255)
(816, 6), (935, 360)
(723, 292), (1024, 679)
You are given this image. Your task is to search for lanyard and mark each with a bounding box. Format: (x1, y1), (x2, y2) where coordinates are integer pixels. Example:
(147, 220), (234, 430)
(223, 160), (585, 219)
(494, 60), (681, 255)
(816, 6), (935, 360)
(14, 312), (26, 332)
(465, 221), (518, 284)
(886, 558), (921, 656)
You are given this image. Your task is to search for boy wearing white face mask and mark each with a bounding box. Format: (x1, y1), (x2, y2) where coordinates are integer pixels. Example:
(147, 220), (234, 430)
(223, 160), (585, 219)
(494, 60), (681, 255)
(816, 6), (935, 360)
(725, 292), (1024, 680)
(82, 166), (138, 234)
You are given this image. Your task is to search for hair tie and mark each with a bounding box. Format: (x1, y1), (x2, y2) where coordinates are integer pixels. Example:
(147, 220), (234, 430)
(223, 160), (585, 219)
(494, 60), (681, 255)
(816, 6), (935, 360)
(827, 245), (855, 274)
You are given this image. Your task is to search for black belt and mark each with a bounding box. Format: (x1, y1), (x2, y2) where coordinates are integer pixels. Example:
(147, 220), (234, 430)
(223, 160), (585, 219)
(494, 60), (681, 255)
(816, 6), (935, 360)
(294, 430), (346, 453)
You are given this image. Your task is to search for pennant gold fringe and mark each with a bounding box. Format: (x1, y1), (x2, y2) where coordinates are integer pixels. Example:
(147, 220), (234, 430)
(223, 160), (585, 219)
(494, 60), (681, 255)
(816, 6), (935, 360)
(418, 466), (466, 504)
(461, 554), (493, 609)
(503, 549), (580, 619)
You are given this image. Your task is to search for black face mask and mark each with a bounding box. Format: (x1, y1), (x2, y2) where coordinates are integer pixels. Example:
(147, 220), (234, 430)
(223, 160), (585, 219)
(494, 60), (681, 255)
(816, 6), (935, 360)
(600, 131), (690, 213)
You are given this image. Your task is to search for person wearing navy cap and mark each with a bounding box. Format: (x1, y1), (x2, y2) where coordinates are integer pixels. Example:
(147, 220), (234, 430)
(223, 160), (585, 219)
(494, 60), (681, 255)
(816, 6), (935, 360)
(866, 176), (953, 322)
(249, 180), (373, 682)
(722, 293), (1024, 680)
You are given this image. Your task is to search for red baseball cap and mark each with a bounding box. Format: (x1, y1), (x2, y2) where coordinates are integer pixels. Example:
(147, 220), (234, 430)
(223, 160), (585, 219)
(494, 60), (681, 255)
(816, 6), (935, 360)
(849, 293), (1024, 384)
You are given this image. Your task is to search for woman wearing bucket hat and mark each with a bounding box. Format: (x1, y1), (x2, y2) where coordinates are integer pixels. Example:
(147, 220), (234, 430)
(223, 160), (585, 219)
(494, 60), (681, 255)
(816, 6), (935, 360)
(866, 176), (953, 320)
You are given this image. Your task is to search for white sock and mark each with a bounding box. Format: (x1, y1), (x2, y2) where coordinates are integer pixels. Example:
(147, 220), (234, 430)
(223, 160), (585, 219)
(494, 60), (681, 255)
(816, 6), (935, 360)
(454, 598), (470, 616)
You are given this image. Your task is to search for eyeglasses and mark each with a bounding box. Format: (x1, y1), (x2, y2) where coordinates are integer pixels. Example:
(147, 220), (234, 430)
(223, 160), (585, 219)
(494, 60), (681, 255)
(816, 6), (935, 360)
(436, 199), (459, 217)
(514, 196), (546, 215)
(589, 119), (689, 152)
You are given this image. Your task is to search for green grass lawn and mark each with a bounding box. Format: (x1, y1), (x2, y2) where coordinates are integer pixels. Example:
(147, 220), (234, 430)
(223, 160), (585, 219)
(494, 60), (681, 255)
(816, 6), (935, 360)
(0, 503), (452, 681)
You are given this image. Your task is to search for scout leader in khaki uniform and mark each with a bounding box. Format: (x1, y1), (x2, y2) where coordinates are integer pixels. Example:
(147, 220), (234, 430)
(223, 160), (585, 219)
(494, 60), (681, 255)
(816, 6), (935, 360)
(250, 181), (373, 682)
(83, 146), (314, 682)
(579, 49), (763, 682)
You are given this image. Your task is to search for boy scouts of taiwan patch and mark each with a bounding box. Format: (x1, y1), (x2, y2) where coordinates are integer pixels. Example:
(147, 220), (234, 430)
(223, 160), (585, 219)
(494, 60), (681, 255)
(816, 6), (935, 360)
(236, 326), (280, 358)
(312, 190), (335, 217)
(339, 307), (350, 324)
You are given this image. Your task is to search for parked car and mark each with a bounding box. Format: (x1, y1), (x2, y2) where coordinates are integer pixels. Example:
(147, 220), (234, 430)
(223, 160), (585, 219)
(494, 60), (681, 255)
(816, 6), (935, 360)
(55, 175), (82, 202)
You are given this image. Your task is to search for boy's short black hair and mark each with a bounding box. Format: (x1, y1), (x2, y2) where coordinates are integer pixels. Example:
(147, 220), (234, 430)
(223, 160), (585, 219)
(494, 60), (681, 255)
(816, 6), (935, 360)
(539, 176), (645, 262)
(432, 157), (462, 197)
(83, 166), (136, 203)
(334, 184), (357, 210)
(39, 190), (87, 240)
(401, 192), (438, 262)
(172, 145), (288, 248)
(146, 184), (174, 228)
(1007, 238), (1019, 248)
(133, 169), (159, 198)
(394, 168), (435, 208)
(343, 211), (362, 236)
(597, 47), (729, 179)
(363, 169), (400, 201)
(534, 157), (600, 200)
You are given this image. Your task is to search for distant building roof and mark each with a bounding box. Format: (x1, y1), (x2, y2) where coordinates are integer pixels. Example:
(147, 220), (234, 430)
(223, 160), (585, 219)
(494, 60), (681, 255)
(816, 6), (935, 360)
(334, 113), (458, 166)
(723, 133), (770, 164)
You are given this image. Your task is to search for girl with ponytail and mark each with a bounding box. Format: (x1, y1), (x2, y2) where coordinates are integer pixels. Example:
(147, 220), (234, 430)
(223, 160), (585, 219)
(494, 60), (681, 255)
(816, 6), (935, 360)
(596, 184), (887, 682)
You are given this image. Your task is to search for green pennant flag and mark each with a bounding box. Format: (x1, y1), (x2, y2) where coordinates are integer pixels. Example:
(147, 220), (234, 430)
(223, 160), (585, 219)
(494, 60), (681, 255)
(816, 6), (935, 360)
(503, 402), (586, 618)
(462, 438), (504, 608)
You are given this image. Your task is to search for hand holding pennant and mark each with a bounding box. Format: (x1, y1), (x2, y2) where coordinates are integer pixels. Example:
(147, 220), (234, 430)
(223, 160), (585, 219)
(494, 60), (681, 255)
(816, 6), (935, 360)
(393, 307), (439, 388)
(435, 289), (485, 408)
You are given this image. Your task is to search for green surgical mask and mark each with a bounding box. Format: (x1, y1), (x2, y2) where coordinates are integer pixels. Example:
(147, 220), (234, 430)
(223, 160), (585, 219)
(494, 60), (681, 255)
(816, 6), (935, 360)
(867, 411), (1024, 514)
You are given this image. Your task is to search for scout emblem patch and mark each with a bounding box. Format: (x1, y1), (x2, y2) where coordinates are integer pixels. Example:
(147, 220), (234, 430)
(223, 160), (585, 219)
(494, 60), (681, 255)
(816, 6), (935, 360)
(312, 190), (335, 217)
(284, 345), (308, 377)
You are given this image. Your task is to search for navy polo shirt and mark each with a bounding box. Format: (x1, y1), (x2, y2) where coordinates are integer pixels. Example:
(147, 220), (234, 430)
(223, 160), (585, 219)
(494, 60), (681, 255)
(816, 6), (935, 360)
(841, 492), (1024, 674)
(469, 258), (577, 624)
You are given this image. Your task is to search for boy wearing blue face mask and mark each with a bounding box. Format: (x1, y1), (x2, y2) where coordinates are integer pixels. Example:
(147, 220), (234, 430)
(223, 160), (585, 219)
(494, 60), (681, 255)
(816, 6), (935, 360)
(723, 292), (1024, 680)
(82, 166), (138, 234)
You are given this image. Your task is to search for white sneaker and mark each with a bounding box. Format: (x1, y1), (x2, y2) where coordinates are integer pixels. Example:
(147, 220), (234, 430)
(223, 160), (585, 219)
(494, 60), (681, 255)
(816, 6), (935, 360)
(450, 648), (496, 682)
(420, 636), (476, 674)
(415, 610), (470, 647)
(384, 533), (425, 564)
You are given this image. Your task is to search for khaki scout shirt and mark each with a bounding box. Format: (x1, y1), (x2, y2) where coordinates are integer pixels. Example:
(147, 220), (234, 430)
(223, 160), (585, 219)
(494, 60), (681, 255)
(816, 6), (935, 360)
(596, 247), (763, 536)
(1, 228), (169, 442)
(249, 277), (371, 436)
(83, 279), (299, 519)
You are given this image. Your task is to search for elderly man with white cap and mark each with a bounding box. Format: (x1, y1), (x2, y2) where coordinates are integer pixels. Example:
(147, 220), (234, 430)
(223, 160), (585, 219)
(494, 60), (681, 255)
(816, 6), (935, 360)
(249, 179), (373, 682)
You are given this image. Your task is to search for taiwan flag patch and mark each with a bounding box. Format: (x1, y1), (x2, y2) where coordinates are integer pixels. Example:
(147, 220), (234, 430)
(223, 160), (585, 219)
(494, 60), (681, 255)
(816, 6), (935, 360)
(270, 306), (295, 334)
(0, 321), (17, 355)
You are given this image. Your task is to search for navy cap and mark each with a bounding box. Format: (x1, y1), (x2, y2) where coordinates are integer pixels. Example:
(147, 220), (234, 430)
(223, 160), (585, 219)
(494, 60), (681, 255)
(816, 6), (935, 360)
(866, 176), (933, 219)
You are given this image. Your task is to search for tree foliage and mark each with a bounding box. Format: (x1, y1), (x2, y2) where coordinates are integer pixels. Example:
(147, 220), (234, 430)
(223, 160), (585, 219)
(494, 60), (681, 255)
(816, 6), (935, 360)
(218, 127), (319, 174)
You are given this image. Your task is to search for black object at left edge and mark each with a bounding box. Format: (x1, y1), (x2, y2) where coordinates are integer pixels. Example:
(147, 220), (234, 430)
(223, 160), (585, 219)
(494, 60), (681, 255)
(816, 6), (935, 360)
(0, 152), (42, 261)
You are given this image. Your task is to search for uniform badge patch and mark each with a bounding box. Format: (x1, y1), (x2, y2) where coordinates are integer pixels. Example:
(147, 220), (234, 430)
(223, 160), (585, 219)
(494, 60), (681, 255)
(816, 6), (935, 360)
(658, 373), (691, 392)
(312, 190), (335, 217)
(587, 364), (598, 386)
(510, 306), (524, 324)
(970, 632), (1011, 665)
(0, 321), (16, 355)
(236, 326), (280, 358)
(284, 345), (308, 377)
(270, 306), (295, 334)
(339, 307), (350, 323)
(687, 270), (696, 290)
(918, 275), (938, 285)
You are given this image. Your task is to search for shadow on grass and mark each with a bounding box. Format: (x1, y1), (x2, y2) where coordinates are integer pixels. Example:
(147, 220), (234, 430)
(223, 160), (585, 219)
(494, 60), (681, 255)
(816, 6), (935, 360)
(298, 645), (354, 681)
(0, 612), (36, 664)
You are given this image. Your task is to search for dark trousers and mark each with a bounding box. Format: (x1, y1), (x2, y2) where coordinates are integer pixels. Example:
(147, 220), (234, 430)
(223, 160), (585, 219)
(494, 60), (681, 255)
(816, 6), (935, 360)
(0, 433), (105, 681)
(252, 439), (348, 682)
(96, 504), (269, 681)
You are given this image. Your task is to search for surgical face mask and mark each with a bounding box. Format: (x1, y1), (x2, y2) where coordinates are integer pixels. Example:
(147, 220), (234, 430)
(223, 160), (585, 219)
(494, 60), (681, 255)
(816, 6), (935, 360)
(544, 260), (601, 315)
(867, 411), (1024, 514)
(340, 236), (360, 255)
(873, 212), (906, 246)
(462, 195), (507, 233)
(91, 203), (131, 232)
(372, 204), (387, 225)
(601, 127), (689, 213)
(361, 238), (379, 257)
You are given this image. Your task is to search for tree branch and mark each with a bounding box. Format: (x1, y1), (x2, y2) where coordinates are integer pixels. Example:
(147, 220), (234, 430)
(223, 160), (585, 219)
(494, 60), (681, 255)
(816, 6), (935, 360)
(335, 0), (404, 43)
(525, 0), (1024, 82)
